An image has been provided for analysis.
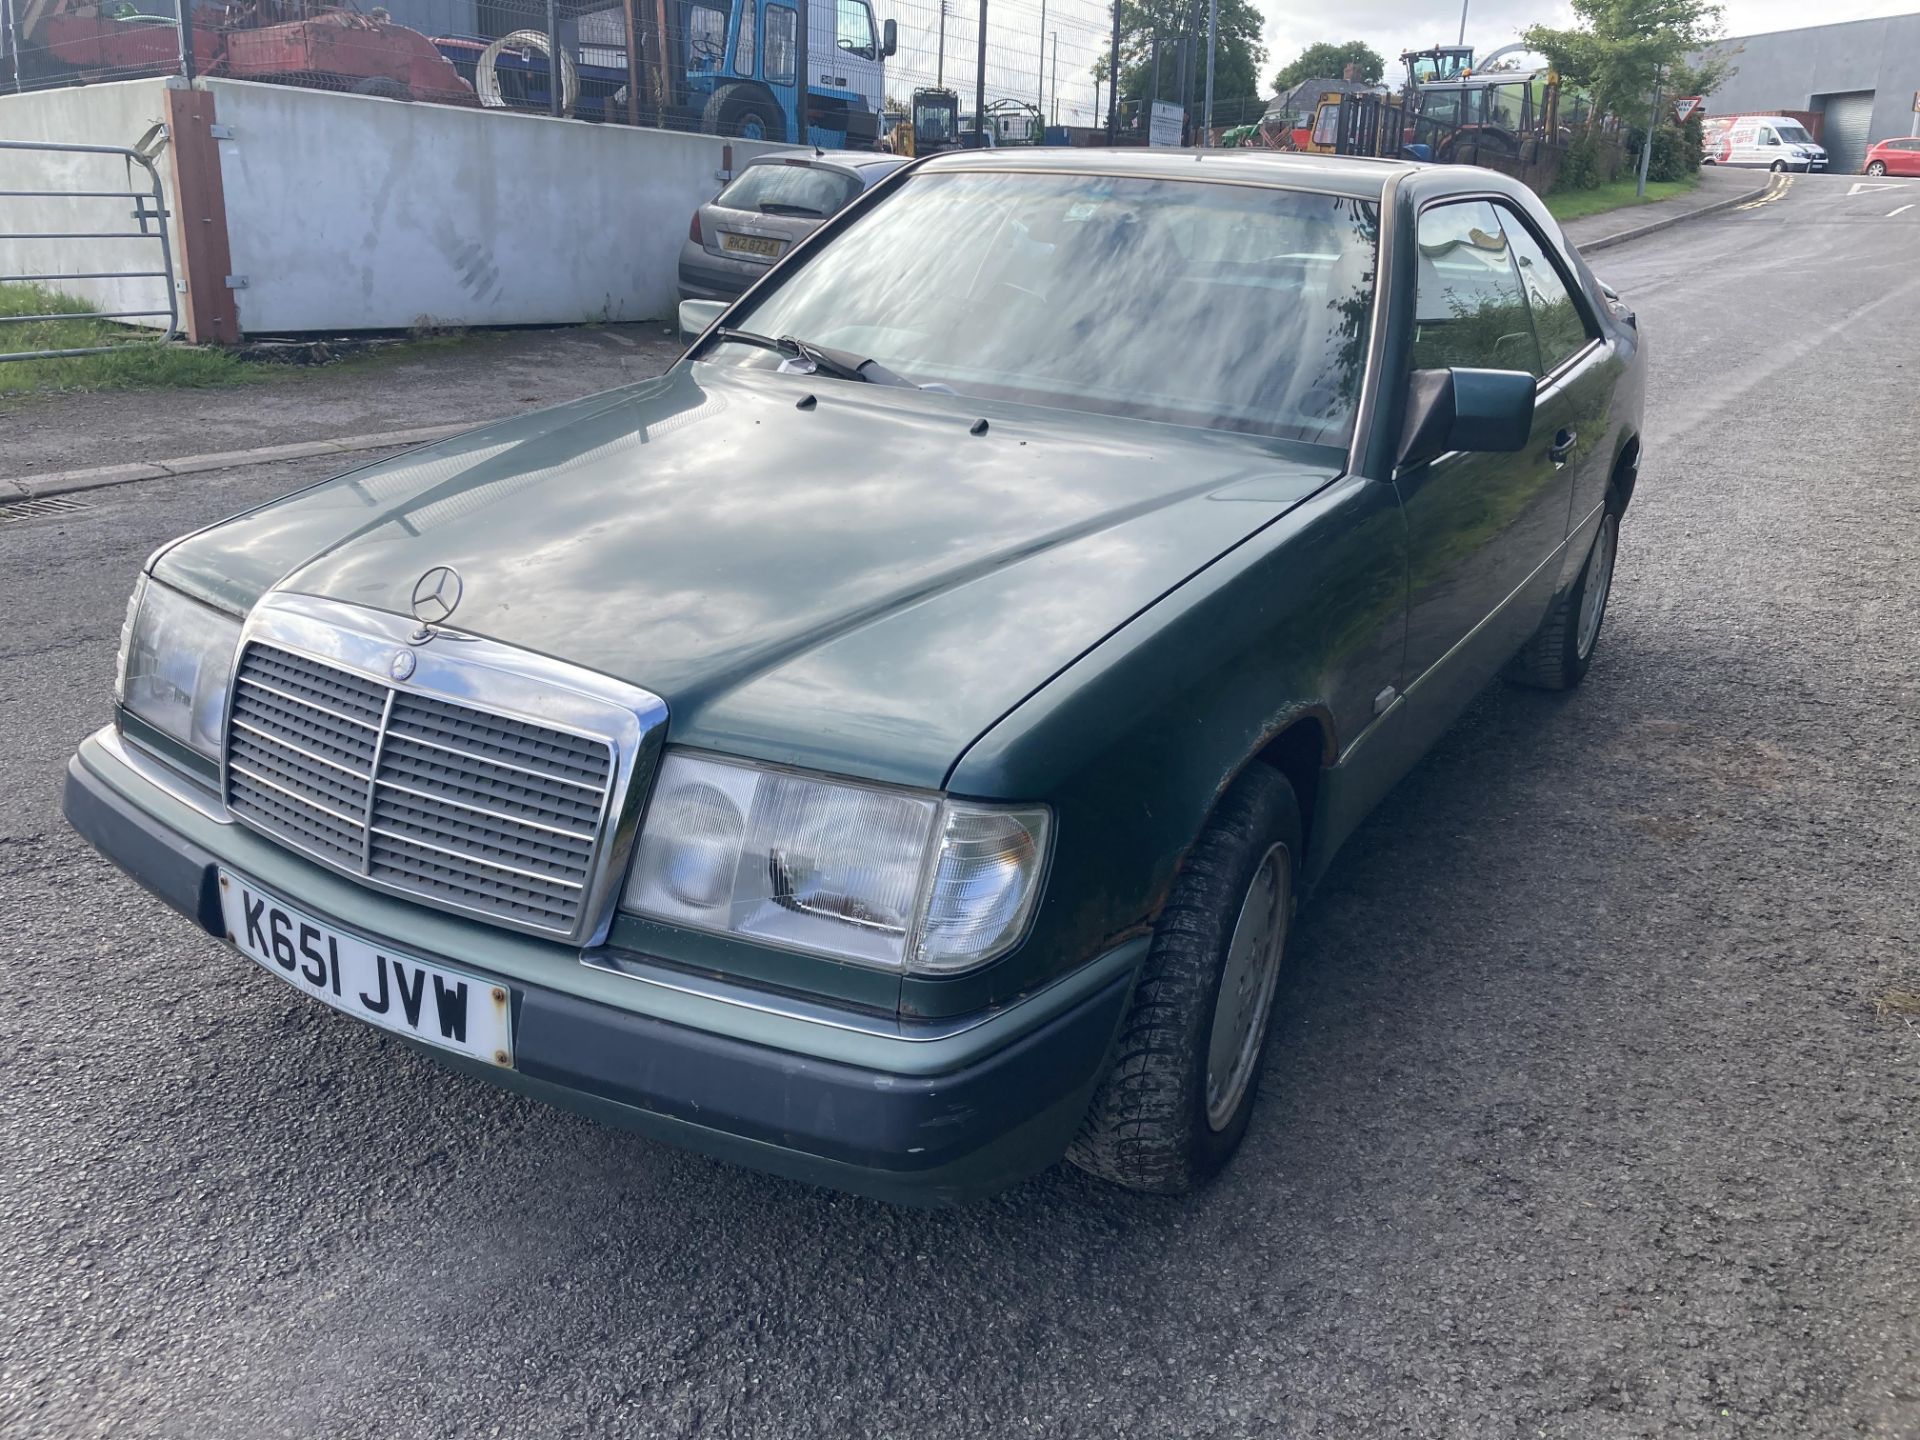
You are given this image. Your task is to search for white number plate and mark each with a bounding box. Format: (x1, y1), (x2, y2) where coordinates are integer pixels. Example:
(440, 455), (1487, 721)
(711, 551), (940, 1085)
(218, 872), (513, 1067)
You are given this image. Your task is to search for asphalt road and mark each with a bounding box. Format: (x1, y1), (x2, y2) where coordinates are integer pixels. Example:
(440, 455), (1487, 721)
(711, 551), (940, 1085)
(3, 172), (1916, 1440)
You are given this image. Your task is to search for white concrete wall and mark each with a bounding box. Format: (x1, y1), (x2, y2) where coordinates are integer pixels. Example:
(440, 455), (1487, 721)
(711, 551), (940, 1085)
(0, 78), (183, 333)
(206, 78), (784, 333)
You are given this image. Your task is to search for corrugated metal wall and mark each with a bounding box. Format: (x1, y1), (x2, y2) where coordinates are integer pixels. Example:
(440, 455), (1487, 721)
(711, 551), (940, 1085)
(1818, 90), (1876, 173)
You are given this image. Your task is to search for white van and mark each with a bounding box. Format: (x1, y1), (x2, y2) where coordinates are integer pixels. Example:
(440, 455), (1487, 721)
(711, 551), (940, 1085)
(1702, 115), (1830, 171)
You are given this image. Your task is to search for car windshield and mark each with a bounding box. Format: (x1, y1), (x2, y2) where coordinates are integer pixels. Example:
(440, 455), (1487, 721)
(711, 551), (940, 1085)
(1775, 122), (1814, 145)
(715, 163), (861, 218)
(710, 170), (1381, 446)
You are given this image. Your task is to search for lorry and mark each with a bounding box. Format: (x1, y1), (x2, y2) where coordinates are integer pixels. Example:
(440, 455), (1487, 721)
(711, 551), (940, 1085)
(661, 0), (896, 147)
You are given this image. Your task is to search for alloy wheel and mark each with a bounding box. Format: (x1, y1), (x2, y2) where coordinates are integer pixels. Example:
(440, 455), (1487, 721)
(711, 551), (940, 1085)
(1576, 514), (1618, 661)
(1204, 844), (1290, 1131)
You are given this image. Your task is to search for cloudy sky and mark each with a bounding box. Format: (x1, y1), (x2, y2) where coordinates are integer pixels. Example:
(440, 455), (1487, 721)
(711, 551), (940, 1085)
(883, 0), (1919, 127)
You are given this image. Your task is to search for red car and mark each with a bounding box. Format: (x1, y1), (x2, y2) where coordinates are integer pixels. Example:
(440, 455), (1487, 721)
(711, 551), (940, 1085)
(1863, 137), (1920, 177)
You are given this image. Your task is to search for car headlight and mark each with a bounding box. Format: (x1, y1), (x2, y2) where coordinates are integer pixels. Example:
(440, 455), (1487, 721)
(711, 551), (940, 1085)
(623, 751), (1050, 975)
(117, 576), (242, 759)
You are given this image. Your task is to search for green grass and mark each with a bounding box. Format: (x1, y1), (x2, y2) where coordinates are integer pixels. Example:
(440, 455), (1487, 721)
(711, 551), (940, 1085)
(1544, 174), (1701, 223)
(0, 283), (261, 396)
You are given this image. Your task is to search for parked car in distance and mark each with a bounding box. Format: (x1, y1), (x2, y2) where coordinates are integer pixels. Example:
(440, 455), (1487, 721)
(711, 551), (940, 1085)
(1701, 113), (1829, 171)
(66, 149), (1643, 1206)
(1863, 136), (1920, 176)
(677, 150), (906, 302)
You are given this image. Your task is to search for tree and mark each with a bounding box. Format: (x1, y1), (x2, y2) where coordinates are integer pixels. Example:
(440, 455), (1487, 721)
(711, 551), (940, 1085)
(1523, 0), (1723, 130)
(1270, 40), (1385, 95)
(1093, 0), (1269, 130)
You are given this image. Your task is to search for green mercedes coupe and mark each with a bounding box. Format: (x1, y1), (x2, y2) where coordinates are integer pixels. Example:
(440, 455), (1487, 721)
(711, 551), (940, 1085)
(65, 149), (1643, 1203)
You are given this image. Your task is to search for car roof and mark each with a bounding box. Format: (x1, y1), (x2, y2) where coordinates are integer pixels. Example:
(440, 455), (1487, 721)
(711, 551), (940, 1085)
(742, 149), (907, 175)
(914, 146), (1417, 200)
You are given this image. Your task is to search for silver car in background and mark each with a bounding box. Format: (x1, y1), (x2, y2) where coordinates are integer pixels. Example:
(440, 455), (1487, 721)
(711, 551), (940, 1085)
(677, 150), (907, 303)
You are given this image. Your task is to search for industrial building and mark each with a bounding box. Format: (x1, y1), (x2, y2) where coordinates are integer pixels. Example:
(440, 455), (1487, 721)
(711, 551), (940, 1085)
(1696, 12), (1920, 174)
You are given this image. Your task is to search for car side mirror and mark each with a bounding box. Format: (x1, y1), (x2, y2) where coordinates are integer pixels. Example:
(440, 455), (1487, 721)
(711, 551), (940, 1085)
(679, 298), (726, 345)
(1397, 367), (1535, 470)
(882, 17), (897, 56)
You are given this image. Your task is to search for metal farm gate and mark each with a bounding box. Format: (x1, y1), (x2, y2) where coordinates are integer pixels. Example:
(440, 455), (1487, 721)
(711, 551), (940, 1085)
(0, 134), (178, 363)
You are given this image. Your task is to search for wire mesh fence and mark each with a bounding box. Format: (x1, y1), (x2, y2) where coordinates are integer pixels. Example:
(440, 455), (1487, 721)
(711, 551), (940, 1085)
(1, 0), (1599, 182)
(0, 0), (1280, 150)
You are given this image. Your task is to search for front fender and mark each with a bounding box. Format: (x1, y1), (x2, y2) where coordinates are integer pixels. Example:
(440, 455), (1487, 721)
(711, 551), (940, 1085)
(913, 474), (1407, 1017)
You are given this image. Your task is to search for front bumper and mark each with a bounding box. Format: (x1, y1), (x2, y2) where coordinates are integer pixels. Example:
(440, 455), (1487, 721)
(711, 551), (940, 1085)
(63, 728), (1140, 1205)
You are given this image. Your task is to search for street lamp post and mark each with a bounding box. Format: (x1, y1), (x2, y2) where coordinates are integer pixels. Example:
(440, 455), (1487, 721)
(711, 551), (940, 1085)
(1038, 0), (1045, 119)
(1202, 0), (1216, 142)
(974, 0), (987, 145)
(1457, 0), (1468, 47)
(1636, 70), (1661, 197)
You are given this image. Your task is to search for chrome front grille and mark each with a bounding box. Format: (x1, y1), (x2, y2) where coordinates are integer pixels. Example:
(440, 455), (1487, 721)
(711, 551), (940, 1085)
(226, 641), (617, 937)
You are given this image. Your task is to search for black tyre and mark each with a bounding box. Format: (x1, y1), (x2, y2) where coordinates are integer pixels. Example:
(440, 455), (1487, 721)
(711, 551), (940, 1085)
(702, 83), (782, 141)
(1069, 765), (1301, 1195)
(352, 76), (412, 101)
(1866, 161), (1887, 177)
(1506, 491), (1621, 691)
(1770, 159), (1787, 172)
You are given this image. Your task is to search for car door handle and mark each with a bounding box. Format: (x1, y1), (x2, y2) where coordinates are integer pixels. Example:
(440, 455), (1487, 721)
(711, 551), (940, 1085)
(1549, 428), (1578, 466)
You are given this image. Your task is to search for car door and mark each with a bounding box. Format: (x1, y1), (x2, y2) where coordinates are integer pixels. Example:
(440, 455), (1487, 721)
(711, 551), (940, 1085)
(832, 0), (883, 114)
(1491, 200), (1617, 543)
(1393, 199), (1575, 711)
(1897, 139), (1920, 177)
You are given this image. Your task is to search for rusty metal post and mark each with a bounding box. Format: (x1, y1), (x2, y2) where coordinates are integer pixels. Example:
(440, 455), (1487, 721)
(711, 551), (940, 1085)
(545, 0), (562, 116)
(795, 0), (809, 144)
(652, 0), (670, 125)
(622, 0), (640, 123)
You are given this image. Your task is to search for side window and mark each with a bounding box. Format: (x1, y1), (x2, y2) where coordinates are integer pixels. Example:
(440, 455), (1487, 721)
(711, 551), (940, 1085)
(687, 2), (727, 64)
(835, 0), (875, 60)
(734, 4), (756, 77)
(1495, 206), (1595, 374)
(764, 3), (795, 83)
(1412, 200), (1540, 375)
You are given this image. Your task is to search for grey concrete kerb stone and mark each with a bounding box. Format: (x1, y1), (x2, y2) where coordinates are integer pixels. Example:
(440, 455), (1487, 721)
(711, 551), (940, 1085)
(5, 422), (471, 500)
(1575, 176), (1777, 254)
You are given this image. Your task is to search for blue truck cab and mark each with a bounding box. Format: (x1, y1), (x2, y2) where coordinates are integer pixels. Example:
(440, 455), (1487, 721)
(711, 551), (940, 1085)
(686, 0), (894, 147)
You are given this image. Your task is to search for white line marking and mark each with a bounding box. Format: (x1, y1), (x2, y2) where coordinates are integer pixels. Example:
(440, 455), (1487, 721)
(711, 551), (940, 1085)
(1847, 180), (1908, 196)
(1890, 204), (1915, 217)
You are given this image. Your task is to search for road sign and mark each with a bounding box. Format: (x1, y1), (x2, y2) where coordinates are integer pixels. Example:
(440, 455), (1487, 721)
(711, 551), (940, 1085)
(1673, 95), (1704, 123)
(1912, 89), (1920, 112)
(1149, 101), (1183, 146)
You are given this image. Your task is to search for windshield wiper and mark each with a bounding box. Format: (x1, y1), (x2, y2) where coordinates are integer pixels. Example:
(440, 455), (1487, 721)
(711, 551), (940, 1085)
(708, 327), (917, 387)
(758, 202), (828, 217)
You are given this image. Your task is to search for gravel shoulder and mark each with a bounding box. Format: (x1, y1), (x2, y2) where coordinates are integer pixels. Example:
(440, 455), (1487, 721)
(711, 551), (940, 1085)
(0, 324), (681, 482)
